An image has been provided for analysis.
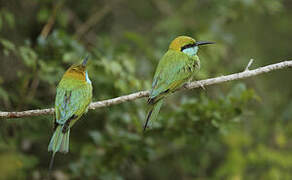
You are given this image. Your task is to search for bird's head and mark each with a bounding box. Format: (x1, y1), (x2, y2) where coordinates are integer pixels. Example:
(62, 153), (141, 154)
(169, 36), (214, 57)
(64, 56), (89, 80)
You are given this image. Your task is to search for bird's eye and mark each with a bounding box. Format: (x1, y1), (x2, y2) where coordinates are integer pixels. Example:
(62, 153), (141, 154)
(181, 43), (195, 51)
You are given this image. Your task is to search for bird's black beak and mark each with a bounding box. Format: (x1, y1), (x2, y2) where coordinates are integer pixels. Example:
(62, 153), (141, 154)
(82, 56), (89, 67)
(196, 41), (215, 46)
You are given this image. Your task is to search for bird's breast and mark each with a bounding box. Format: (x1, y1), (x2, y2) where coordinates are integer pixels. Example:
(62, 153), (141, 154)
(183, 56), (200, 74)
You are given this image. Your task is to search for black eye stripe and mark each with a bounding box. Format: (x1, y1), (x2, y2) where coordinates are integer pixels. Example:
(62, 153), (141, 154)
(181, 43), (196, 51)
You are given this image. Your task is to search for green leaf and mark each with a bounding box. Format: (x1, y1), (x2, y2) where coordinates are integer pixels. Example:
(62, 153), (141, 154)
(3, 10), (15, 28)
(37, 8), (50, 23)
(0, 38), (16, 54)
(19, 46), (37, 68)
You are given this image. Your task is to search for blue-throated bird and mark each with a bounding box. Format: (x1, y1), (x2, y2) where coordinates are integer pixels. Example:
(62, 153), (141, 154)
(144, 36), (214, 131)
(48, 56), (93, 173)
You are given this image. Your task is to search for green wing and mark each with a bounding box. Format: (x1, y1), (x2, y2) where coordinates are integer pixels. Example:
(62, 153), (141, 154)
(55, 80), (92, 126)
(149, 50), (199, 103)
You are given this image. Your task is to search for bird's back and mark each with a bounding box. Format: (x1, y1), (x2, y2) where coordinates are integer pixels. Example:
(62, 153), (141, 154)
(149, 50), (200, 102)
(55, 77), (92, 125)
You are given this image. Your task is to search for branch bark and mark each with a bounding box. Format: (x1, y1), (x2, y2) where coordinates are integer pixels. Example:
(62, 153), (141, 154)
(40, 2), (64, 39)
(1, 60), (292, 119)
(75, 5), (112, 39)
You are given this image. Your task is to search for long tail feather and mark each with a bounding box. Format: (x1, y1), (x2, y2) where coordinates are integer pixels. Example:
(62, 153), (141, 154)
(144, 99), (164, 132)
(47, 152), (56, 179)
(47, 126), (70, 178)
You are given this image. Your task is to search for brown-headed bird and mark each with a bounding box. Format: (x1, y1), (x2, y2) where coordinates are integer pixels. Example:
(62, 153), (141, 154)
(48, 56), (92, 174)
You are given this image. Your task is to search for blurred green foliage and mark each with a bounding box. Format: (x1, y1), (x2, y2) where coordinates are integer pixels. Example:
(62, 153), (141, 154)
(0, 0), (292, 179)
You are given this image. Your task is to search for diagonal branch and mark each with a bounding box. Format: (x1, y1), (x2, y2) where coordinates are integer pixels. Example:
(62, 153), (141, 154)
(1, 60), (292, 119)
(40, 1), (64, 39)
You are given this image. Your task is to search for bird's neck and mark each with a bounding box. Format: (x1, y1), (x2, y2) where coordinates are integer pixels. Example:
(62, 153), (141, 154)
(63, 71), (86, 81)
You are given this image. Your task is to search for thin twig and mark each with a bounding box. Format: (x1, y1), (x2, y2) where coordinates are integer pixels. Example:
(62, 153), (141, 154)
(245, 59), (254, 71)
(75, 5), (112, 39)
(1, 60), (292, 119)
(40, 2), (63, 39)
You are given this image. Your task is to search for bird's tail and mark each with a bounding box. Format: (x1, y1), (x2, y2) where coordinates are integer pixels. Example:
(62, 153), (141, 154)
(47, 152), (56, 179)
(48, 126), (70, 154)
(143, 99), (164, 132)
(47, 125), (70, 178)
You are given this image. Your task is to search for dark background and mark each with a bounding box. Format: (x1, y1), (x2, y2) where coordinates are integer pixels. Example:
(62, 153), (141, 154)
(0, 0), (292, 179)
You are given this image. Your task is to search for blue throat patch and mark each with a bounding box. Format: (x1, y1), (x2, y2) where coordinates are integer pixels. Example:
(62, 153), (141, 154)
(85, 71), (91, 84)
(182, 46), (198, 56)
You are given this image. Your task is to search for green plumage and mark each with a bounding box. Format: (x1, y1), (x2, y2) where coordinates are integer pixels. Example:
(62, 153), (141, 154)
(150, 50), (200, 101)
(144, 50), (200, 131)
(48, 78), (92, 154)
(48, 57), (92, 176)
(143, 35), (214, 131)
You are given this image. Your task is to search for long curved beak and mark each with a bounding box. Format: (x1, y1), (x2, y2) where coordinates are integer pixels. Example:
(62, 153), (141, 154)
(196, 41), (215, 46)
(82, 56), (89, 67)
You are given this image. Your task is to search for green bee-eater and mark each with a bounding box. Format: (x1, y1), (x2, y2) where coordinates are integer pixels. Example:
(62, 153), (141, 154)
(144, 36), (214, 131)
(48, 56), (92, 172)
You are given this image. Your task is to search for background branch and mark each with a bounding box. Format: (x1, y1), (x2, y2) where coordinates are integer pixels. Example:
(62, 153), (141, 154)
(1, 60), (291, 119)
(40, 1), (64, 39)
(75, 5), (113, 39)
